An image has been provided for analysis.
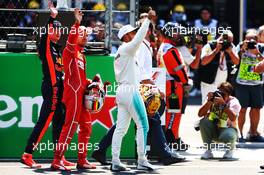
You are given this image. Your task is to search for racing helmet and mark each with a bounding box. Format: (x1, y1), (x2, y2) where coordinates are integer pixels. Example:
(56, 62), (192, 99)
(84, 74), (109, 113)
(140, 84), (161, 117)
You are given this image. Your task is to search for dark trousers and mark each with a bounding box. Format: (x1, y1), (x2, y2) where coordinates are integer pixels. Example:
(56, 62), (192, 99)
(97, 113), (171, 159)
(25, 80), (65, 154)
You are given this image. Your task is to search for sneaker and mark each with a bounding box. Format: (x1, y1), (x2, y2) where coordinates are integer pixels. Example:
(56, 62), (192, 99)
(137, 159), (157, 171)
(61, 156), (75, 166)
(173, 138), (190, 151)
(110, 162), (130, 172)
(91, 150), (111, 165)
(21, 153), (41, 168)
(51, 159), (70, 171)
(170, 151), (186, 161)
(201, 150), (213, 160)
(77, 159), (96, 169)
(162, 154), (186, 166)
(223, 150), (234, 159)
(247, 135), (264, 142)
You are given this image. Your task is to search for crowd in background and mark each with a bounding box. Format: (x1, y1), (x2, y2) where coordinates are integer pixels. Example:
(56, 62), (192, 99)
(2, 0), (264, 144)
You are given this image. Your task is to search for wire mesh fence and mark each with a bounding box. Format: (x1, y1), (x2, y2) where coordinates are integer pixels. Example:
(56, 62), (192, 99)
(0, 0), (137, 53)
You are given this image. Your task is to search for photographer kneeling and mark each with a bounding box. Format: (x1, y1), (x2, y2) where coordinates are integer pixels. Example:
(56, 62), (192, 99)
(198, 82), (241, 159)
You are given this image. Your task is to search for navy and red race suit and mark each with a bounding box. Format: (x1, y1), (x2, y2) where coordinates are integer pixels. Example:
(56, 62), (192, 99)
(24, 16), (65, 154)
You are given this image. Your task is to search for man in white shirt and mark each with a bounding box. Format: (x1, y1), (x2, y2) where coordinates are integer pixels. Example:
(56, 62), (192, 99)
(92, 23), (185, 166)
(111, 9), (157, 172)
(199, 31), (239, 103)
(137, 38), (154, 83)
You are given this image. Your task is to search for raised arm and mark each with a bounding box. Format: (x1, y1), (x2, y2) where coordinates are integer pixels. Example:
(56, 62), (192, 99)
(65, 8), (83, 53)
(201, 42), (222, 66)
(190, 43), (203, 69)
(39, 1), (58, 47)
(38, 1), (58, 58)
(124, 9), (156, 55)
(225, 45), (239, 65)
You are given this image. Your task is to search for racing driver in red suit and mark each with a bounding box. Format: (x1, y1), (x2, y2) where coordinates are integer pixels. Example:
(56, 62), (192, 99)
(51, 8), (95, 171)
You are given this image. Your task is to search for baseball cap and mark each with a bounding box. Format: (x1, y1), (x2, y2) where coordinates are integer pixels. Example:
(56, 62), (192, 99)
(118, 25), (137, 40)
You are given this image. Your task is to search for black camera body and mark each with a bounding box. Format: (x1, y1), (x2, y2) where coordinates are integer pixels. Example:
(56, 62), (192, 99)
(170, 25), (205, 48)
(220, 34), (231, 50)
(180, 34), (204, 48)
(247, 39), (257, 50)
(210, 90), (224, 102)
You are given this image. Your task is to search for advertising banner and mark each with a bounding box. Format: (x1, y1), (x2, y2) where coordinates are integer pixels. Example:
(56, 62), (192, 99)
(0, 53), (135, 158)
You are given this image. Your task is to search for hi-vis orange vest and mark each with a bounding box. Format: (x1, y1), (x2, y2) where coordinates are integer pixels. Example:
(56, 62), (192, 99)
(162, 47), (189, 84)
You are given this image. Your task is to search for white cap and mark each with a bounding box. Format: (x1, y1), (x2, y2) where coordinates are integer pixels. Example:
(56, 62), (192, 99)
(118, 25), (136, 40)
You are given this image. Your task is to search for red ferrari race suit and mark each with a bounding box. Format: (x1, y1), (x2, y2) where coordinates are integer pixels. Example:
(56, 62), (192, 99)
(161, 39), (189, 146)
(54, 22), (91, 162)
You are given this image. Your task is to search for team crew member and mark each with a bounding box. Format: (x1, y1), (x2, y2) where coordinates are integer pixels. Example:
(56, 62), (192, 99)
(111, 9), (157, 172)
(158, 23), (202, 150)
(21, 2), (74, 168)
(51, 8), (94, 171)
(135, 17), (186, 164)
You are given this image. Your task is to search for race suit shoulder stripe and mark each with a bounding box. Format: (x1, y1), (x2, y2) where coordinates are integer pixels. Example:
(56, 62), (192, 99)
(170, 49), (188, 83)
(45, 35), (57, 86)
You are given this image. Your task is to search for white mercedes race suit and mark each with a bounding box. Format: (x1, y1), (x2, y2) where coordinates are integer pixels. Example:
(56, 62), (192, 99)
(112, 18), (150, 164)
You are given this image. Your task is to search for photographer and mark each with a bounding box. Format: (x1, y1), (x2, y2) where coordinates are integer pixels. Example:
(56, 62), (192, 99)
(252, 26), (264, 72)
(258, 25), (264, 44)
(198, 82), (241, 159)
(236, 29), (264, 142)
(199, 30), (239, 103)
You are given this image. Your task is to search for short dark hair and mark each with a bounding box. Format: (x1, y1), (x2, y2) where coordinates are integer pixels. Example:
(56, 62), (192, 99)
(200, 6), (212, 14)
(218, 82), (233, 95)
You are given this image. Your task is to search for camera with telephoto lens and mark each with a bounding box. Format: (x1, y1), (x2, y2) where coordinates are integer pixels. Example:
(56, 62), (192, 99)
(247, 39), (257, 50)
(220, 33), (231, 50)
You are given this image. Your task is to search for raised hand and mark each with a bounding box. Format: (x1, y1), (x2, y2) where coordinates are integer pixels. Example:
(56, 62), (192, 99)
(74, 8), (83, 24)
(148, 7), (156, 22)
(48, 1), (58, 18)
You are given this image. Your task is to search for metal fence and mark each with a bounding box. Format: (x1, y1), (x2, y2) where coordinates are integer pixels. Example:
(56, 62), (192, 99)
(0, 0), (139, 52)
